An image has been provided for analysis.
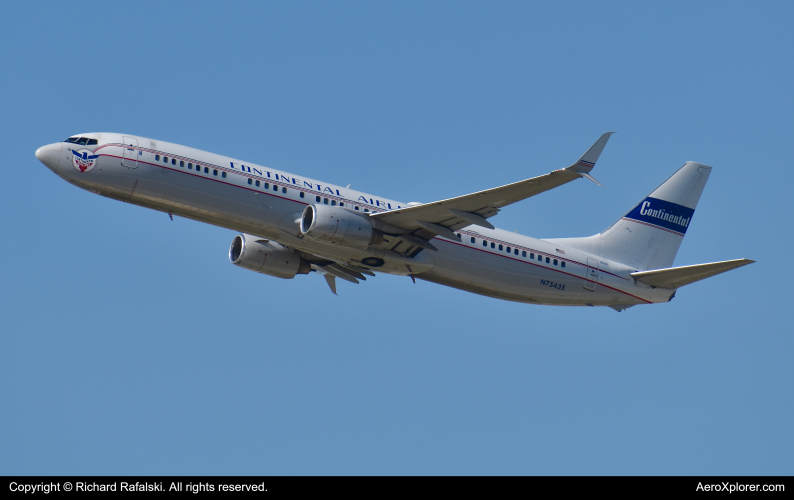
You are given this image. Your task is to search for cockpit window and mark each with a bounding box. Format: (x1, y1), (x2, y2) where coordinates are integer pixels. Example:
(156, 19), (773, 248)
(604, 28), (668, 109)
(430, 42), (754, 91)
(64, 137), (96, 146)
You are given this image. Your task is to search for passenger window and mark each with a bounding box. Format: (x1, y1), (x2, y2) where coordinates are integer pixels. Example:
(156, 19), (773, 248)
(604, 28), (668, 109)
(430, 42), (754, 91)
(188, 163), (192, 169)
(331, 200), (336, 206)
(248, 178), (252, 185)
(491, 242), (495, 249)
(561, 261), (566, 268)
(180, 160), (184, 167)
(222, 172), (226, 178)
(204, 167), (209, 173)
(530, 253), (534, 259)
(514, 249), (519, 255)
(155, 155), (160, 161)
(522, 251), (526, 257)
(316, 196), (321, 202)
(172, 159), (176, 165)
(256, 180), (260, 187)
(282, 187), (286, 193)
(483, 241), (487, 247)
(323, 198), (329, 204)
(265, 183), (269, 189)
(213, 169), (218, 176)
(364, 208), (369, 213)
(471, 237), (475, 244)
(538, 255), (542, 261)
(498, 244), (503, 251)
(273, 184), (278, 191)
(546, 257), (550, 263)
(300, 192), (304, 198)
(163, 156), (168, 163)
(354, 206), (359, 210)
(87, 139), (98, 145)
(553, 259), (558, 266)
(339, 202), (343, 206)
(506, 246), (510, 252)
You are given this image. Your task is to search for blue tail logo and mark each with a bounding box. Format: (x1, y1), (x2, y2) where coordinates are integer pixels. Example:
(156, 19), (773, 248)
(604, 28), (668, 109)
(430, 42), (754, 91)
(624, 197), (695, 235)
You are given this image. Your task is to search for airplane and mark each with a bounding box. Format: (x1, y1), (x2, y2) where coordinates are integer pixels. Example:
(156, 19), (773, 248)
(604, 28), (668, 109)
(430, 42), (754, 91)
(35, 132), (753, 311)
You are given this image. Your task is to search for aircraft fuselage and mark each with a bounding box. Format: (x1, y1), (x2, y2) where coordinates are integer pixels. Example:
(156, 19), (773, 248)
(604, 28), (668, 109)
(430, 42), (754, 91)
(36, 132), (675, 308)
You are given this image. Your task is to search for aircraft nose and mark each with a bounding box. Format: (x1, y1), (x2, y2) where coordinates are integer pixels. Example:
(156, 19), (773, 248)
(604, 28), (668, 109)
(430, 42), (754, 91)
(35, 142), (63, 172)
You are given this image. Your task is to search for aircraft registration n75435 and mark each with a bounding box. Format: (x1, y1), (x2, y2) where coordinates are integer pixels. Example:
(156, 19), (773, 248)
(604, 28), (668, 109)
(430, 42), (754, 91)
(35, 132), (753, 311)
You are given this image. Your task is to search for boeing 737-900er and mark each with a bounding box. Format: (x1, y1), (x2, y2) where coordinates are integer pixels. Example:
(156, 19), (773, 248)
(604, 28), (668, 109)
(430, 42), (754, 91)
(35, 132), (753, 311)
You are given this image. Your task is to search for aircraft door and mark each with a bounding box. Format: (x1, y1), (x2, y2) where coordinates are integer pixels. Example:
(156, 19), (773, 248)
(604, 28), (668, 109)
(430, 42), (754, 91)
(121, 136), (138, 168)
(583, 257), (599, 291)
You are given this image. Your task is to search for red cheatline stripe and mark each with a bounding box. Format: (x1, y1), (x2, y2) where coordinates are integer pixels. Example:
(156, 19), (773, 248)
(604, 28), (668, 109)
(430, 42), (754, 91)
(97, 144), (375, 210)
(435, 239), (652, 304)
(622, 217), (685, 236)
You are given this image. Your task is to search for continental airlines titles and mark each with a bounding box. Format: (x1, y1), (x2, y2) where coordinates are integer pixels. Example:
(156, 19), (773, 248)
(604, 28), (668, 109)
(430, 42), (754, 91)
(639, 200), (691, 228)
(229, 161), (399, 209)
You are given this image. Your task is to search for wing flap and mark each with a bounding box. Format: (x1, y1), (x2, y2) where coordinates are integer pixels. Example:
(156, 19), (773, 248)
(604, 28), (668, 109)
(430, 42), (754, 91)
(631, 259), (754, 289)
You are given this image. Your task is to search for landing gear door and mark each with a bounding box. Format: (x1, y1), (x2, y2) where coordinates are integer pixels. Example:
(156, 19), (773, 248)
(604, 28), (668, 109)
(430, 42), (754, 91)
(584, 257), (599, 291)
(121, 136), (138, 168)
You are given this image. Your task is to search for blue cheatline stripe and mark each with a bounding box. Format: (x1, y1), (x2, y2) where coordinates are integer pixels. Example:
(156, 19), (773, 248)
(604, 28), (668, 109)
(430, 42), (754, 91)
(624, 197), (695, 235)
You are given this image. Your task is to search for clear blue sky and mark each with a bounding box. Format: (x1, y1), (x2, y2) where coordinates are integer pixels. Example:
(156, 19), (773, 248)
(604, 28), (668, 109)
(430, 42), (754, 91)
(1, 1), (792, 475)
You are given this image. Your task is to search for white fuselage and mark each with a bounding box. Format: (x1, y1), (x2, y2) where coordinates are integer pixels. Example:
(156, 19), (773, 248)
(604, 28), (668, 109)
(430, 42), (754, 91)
(38, 133), (675, 308)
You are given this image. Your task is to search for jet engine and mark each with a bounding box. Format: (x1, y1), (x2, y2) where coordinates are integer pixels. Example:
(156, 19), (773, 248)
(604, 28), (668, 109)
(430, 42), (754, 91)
(229, 234), (311, 279)
(299, 204), (383, 248)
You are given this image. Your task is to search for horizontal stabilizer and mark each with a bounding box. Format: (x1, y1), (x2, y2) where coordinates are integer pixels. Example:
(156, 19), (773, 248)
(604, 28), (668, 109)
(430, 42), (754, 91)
(631, 259), (754, 289)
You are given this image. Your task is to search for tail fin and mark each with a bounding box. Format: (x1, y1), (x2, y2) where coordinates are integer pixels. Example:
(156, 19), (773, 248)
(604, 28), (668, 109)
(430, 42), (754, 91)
(549, 161), (711, 270)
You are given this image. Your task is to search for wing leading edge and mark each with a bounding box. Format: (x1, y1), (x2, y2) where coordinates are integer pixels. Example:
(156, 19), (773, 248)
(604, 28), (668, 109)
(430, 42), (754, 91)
(370, 132), (614, 236)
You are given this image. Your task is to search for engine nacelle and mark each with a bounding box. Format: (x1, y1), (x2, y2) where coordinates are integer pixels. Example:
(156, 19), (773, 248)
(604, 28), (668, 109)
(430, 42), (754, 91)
(299, 204), (383, 248)
(229, 234), (311, 279)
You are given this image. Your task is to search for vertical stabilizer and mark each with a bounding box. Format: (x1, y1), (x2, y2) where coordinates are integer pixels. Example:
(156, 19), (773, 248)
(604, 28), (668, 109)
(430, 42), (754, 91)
(549, 162), (711, 270)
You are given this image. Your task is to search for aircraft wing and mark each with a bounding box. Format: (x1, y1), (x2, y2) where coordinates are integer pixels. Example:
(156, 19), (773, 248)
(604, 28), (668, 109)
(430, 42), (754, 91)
(370, 133), (613, 236)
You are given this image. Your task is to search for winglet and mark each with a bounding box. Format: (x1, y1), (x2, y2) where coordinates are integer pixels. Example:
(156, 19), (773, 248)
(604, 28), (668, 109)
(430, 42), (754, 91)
(569, 132), (614, 174)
